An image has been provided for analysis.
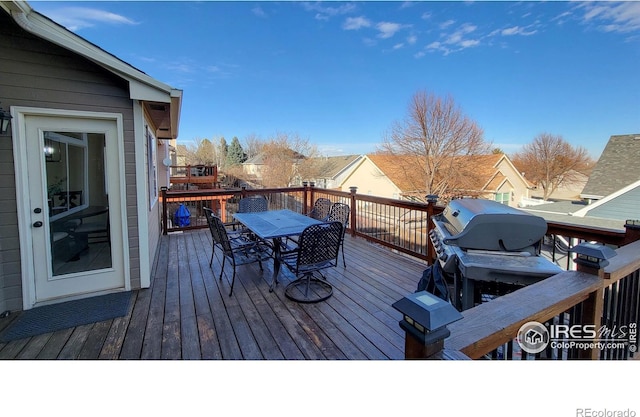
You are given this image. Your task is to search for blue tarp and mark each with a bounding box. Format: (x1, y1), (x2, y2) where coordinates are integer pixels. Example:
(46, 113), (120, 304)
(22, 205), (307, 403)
(174, 204), (191, 227)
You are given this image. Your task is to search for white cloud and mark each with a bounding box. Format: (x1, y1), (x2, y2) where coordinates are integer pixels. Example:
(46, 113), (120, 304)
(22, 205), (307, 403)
(440, 19), (455, 29)
(578, 1), (640, 33)
(376, 22), (404, 39)
(407, 35), (417, 45)
(39, 7), (138, 31)
(251, 7), (267, 18)
(302, 2), (357, 20)
(393, 43), (404, 50)
(459, 39), (480, 48)
(501, 26), (537, 36)
(444, 23), (477, 45)
(343, 16), (372, 30)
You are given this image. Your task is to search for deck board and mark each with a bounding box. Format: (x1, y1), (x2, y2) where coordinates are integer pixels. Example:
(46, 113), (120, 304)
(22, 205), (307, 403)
(0, 229), (426, 360)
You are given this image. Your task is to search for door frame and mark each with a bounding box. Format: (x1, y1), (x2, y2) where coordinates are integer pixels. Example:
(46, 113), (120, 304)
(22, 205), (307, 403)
(12, 106), (131, 309)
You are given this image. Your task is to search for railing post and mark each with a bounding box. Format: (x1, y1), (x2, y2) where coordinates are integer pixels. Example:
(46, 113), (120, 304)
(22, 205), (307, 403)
(302, 182), (309, 214)
(426, 195), (438, 265)
(571, 242), (618, 360)
(309, 182), (316, 215)
(349, 186), (357, 237)
(392, 291), (463, 360)
(161, 187), (168, 235)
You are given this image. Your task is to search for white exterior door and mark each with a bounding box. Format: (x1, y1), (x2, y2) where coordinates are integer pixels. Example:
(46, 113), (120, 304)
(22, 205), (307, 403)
(15, 109), (128, 307)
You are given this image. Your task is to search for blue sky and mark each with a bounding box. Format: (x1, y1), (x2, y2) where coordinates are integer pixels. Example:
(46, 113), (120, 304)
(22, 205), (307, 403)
(31, 1), (640, 159)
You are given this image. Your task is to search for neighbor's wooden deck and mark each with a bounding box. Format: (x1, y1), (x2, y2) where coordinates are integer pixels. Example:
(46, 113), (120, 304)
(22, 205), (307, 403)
(0, 230), (426, 359)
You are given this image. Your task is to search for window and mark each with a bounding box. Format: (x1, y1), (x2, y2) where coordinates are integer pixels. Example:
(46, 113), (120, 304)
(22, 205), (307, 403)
(147, 126), (158, 209)
(45, 131), (93, 220)
(495, 192), (510, 205)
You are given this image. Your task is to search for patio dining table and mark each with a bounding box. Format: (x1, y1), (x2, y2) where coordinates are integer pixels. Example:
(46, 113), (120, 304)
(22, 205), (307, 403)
(232, 209), (322, 291)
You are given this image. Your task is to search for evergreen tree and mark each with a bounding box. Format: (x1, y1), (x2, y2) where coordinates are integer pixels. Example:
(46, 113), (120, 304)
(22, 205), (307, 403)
(217, 137), (228, 169)
(227, 136), (246, 166)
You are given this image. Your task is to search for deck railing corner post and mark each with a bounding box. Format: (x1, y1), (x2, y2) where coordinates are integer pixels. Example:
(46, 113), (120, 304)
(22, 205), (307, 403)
(349, 186), (358, 237)
(401, 321), (451, 359)
(571, 242), (617, 359)
(426, 195), (438, 264)
(161, 187), (168, 235)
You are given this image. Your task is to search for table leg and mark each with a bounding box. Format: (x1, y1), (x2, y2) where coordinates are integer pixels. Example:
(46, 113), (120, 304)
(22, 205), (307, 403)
(270, 237), (282, 292)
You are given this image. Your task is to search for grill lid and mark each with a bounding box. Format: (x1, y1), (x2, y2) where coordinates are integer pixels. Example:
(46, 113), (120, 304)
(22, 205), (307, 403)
(436, 199), (548, 252)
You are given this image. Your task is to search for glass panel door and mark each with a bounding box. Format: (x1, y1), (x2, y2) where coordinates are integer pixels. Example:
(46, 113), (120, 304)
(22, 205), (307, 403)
(46, 131), (111, 276)
(24, 113), (125, 304)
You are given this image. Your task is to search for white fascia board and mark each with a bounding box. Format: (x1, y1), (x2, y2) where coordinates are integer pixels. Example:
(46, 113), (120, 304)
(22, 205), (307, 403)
(8, 2), (175, 101)
(574, 179), (640, 217)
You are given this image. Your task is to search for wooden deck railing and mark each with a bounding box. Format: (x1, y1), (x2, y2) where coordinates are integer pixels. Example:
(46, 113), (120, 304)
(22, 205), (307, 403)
(161, 184), (639, 264)
(442, 239), (640, 360)
(168, 165), (218, 190)
(160, 184), (640, 360)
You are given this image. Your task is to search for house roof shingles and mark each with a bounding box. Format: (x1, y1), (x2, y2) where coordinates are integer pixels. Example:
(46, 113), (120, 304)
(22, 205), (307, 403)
(581, 134), (640, 199)
(367, 153), (508, 195)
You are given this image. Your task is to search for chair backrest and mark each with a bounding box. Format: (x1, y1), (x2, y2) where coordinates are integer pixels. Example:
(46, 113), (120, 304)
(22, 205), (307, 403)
(203, 207), (233, 256)
(295, 221), (343, 273)
(309, 198), (332, 221)
(326, 203), (350, 230)
(238, 196), (268, 213)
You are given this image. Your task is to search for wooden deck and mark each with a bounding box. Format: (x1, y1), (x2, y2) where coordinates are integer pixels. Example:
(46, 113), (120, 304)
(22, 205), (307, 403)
(0, 230), (427, 360)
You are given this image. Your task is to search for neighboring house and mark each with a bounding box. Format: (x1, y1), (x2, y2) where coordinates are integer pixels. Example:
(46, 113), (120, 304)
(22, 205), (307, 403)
(306, 154), (362, 189)
(581, 134), (640, 202)
(528, 170), (589, 202)
(0, 1), (182, 312)
(341, 153), (531, 207)
(243, 154), (362, 189)
(523, 134), (640, 230)
(573, 179), (640, 222)
(241, 149), (305, 187)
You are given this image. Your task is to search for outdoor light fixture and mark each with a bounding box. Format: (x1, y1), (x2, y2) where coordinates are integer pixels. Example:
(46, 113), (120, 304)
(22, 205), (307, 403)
(570, 242), (617, 269)
(392, 290), (462, 344)
(43, 135), (61, 162)
(0, 104), (12, 134)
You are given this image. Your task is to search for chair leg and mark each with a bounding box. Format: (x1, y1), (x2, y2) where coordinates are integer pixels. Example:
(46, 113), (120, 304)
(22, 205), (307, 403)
(229, 267), (236, 297)
(219, 256), (226, 281)
(341, 242), (346, 268)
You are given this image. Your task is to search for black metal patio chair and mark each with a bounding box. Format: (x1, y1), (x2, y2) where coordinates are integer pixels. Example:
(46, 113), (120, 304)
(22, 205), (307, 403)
(203, 207), (272, 296)
(238, 195), (268, 213)
(231, 196), (269, 238)
(326, 202), (350, 268)
(281, 221), (343, 303)
(308, 197), (332, 221)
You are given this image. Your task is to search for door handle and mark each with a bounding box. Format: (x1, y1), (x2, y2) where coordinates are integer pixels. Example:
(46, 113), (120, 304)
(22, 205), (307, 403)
(33, 221), (43, 228)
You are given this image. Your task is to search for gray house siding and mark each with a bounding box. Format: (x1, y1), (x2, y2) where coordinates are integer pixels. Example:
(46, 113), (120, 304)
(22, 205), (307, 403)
(586, 186), (640, 221)
(0, 11), (141, 311)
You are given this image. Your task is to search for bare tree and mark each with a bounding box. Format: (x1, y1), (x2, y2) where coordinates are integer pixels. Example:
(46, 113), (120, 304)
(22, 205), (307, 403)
(260, 132), (320, 187)
(511, 133), (593, 201)
(183, 138), (217, 165)
(379, 90), (490, 198)
(243, 133), (265, 161)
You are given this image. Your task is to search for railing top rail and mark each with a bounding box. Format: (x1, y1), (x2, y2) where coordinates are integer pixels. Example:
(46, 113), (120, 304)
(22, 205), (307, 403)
(604, 240), (640, 281)
(445, 270), (602, 359)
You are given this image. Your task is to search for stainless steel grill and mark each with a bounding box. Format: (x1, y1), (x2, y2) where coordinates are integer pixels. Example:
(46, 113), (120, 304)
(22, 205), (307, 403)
(428, 199), (562, 310)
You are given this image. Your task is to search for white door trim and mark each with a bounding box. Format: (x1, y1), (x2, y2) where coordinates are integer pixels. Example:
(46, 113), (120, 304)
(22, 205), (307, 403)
(11, 106), (131, 309)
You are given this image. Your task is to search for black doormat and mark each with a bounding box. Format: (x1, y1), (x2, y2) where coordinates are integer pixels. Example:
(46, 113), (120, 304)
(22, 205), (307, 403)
(0, 291), (132, 343)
